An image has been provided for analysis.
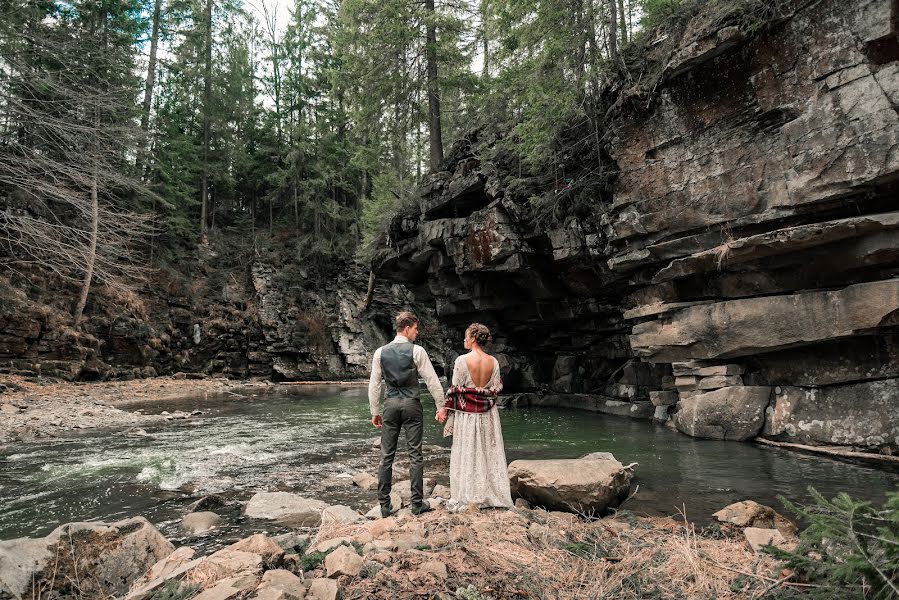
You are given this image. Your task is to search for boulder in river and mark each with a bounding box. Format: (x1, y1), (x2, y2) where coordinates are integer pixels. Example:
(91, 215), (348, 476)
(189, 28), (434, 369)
(507, 455), (632, 515)
(181, 511), (221, 534)
(674, 387), (771, 441)
(244, 492), (329, 527)
(0, 516), (173, 599)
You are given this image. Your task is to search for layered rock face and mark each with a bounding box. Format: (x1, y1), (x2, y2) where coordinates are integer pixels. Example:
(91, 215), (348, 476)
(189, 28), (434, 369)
(0, 237), (405, 382)
(373, 0), (899, 449)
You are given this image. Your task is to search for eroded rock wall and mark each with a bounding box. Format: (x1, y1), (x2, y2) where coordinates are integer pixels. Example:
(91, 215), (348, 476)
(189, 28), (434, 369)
(373, 0), (899, 449)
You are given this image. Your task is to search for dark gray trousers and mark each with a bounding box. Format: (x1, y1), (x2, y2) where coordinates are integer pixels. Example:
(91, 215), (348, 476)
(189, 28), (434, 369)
(378, 396), (424, 508)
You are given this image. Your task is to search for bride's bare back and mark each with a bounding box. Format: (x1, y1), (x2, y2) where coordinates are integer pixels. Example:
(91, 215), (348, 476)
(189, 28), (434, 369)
(465, 351), (494, 388)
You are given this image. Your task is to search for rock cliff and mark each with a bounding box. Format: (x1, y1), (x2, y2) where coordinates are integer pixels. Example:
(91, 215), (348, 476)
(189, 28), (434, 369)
(0, 234), (412, 383)
(372, 0), (899, 450)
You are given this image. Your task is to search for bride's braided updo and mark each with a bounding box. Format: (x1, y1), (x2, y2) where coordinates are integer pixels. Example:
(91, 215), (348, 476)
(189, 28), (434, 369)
(466, 322), (492, 347)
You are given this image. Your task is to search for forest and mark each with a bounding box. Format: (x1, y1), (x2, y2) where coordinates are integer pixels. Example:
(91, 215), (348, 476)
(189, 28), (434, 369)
(0, 0), (673, 323)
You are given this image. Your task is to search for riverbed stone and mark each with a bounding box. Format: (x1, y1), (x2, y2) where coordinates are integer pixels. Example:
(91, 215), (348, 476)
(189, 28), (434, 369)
(713, 500), (797, 538)
(228, 534), (285, 568)
(324, 545), (363, 578)
(0, 516), (174, 600)
(744, 528), (789, 553)
(306, 578), (339, 600)
(393, 478), (434, 501)
(352, 471), (378, 490)
(507, 455), (632, 515)
(251, 569), (306, 600)
(244, 492), (329, 527)
(674, 386), (771, 441)
(321, 504), (365, 525)
(272, 532), (310, 554)
(193, 574), (259, 600)
(181, 511), (221, 534)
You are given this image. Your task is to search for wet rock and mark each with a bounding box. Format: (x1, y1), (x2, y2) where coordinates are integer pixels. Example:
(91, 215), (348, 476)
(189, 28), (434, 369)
(674, 387), (771, 441)
(0, 516), (174, 600)
(507, 455), (632, 515)
(244, 492), (328, 527)
(324, 545), (363, 578)
(186, 494), (227, 513)
(181, 511), (221, 534)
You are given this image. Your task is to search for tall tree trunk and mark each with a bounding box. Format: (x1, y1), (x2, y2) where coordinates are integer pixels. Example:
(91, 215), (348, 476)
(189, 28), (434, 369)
(74, 150), (99, 326)
(200, 0), (212, 243)
(618, 0), (627, 44)
(424, 0), (443, 172)
(136, 0), (162, 180)
(608, 0), (618, 61)
(480, 0), (489, 78)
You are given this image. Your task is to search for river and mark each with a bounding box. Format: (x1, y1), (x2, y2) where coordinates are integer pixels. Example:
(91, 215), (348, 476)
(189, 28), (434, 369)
(1, 385), (897, 546)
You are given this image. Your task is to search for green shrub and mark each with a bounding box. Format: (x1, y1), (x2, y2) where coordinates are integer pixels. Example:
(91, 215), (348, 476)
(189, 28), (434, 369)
(766, 488), (899, 599)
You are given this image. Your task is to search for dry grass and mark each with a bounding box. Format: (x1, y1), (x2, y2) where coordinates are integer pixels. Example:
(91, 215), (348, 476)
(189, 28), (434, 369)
(335, 507), (788, 599)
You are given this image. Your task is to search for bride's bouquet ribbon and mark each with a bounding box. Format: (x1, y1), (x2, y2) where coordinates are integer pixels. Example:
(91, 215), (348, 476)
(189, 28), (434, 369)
(442, 385), (497, 437)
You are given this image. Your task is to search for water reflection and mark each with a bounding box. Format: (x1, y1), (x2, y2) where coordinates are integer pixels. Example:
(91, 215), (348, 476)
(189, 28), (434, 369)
(0, 385), (896, 543)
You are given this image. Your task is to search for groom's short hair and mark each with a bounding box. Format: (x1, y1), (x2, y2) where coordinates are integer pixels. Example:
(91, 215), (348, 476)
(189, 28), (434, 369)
(394, 311), (418, 331)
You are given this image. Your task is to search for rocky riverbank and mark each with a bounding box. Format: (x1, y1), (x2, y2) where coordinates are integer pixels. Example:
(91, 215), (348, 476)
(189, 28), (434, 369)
(0, 375), (312, 446)
(1, 477), (801, 600)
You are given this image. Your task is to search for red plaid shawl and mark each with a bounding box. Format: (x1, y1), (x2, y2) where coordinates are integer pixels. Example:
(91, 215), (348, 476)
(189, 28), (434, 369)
(444, 385), (497, 414)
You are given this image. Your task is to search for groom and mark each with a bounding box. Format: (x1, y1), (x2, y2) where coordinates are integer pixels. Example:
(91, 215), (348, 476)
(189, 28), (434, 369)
(369, 311), (445, 517)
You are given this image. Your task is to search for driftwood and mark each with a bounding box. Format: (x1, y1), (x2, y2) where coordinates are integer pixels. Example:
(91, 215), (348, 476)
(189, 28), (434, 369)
(755, 437), (899, 464)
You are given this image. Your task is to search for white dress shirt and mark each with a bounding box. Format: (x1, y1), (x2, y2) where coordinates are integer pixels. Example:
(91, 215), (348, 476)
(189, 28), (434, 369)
(368, 335), (446, 416)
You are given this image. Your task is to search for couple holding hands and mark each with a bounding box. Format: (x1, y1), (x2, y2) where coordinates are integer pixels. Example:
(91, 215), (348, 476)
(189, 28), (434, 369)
(368, 311), (513, 517)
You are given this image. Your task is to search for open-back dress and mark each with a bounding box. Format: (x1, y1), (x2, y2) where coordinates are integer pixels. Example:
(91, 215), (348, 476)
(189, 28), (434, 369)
(447, 353), (514, 510)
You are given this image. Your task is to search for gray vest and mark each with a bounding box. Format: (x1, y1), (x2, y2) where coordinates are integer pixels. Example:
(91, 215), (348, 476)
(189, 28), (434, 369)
(381, 342), (419, 399)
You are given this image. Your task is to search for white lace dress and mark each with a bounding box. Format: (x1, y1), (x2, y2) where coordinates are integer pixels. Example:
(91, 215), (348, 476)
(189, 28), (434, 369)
(446, 354), (514, 510)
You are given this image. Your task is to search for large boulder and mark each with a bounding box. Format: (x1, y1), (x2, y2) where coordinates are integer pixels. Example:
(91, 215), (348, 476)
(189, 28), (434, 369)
(674, 387), (771, 441)
(244, 492), (329, 527)
(764, 379), (899, 446)
(507, 455), (632, 515)
(0, 517), (174, 599)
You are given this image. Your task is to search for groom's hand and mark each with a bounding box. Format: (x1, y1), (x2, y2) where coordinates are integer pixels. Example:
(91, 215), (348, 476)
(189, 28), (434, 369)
(372, 415), (383, 429)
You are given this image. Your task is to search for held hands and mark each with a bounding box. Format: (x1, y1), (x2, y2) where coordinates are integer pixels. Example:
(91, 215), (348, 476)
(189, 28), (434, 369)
(436, 408), (448, 423)
(372, 415), (383, 429)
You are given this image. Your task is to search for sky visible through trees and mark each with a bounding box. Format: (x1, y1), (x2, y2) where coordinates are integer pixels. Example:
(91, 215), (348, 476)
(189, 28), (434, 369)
(0, 0), (659, 322)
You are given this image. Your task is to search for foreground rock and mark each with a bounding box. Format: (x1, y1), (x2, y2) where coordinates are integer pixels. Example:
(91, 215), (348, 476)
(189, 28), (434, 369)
(0, 517), (174, 599)
(713, 500), (798, 539)
(244, 492), (329, 527)
(507, 455), (631, 514)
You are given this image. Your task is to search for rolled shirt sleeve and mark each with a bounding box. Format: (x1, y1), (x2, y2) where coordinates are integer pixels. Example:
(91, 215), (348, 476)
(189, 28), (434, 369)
(413, 345), (446, 410)
(368, 347), (383, 416)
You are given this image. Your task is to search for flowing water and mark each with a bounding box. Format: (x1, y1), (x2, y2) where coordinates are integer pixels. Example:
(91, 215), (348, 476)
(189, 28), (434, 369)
(2, 385), (897, 547)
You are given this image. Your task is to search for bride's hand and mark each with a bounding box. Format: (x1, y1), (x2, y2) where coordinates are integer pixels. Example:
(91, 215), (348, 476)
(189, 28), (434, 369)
(436, 408), (448, 423)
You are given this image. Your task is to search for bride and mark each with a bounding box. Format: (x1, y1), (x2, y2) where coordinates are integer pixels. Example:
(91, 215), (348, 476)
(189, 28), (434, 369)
(437, 323), (513, 511)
